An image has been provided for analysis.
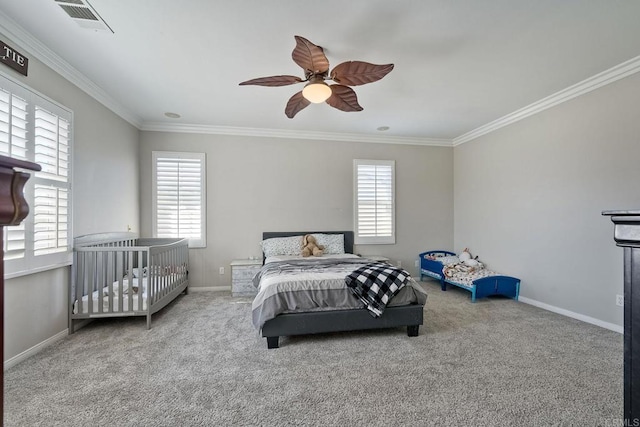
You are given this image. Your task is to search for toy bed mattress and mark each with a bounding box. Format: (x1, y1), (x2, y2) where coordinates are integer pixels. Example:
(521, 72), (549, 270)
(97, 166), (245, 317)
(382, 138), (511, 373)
(422, 255), (499, 289)
(251, 254), (427, 330)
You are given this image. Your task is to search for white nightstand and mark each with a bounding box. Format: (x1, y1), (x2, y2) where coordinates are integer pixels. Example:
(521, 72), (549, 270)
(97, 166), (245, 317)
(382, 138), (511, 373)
(231, 259), (262, 297)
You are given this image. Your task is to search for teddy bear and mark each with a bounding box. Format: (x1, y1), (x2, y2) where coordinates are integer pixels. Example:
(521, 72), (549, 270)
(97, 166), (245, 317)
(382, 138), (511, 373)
(301, 234), (324, 257)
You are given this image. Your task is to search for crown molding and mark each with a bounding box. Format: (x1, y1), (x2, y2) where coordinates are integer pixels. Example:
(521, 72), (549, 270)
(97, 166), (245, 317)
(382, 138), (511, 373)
(0, 11), (143, 128)
(140, 122), (453, 146)
(453, 55), (640, 146)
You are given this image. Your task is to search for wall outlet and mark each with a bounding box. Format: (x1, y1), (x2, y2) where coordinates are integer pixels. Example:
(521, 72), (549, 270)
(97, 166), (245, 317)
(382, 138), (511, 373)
(397, 260), (402, 268)
(414, 259), (419, 268)
(616, 294), (624, 307)
(219, 267), (225, 275)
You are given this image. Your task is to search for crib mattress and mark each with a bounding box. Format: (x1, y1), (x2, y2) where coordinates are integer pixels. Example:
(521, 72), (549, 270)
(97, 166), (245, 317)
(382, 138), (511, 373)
(73, 277), (153, 314)
(73, 294), (148, 314)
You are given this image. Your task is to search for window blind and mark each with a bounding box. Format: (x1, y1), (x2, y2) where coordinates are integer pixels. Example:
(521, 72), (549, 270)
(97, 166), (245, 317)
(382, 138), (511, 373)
(0, 89), (28, 159)
(152, 151), (206, 248)
(33, 106), (70, 255)
(354, 159), (395, 244)
(0, 74), (73, 277)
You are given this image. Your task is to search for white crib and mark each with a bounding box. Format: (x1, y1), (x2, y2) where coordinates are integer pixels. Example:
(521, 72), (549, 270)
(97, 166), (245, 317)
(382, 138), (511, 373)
(70, 232), (189, 333)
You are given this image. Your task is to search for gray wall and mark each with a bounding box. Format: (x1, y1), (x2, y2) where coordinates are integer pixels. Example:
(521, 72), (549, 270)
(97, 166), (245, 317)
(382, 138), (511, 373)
(3, 33), (140, 362)
(139, 132), (453, 288)
(453, 72), (640, 328)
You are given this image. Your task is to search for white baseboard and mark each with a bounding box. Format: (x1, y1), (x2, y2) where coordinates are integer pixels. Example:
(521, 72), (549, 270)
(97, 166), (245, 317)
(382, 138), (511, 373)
(519, 296), (623, 334)
(4, 329), (69, 371)
(189, 286), (230, 292)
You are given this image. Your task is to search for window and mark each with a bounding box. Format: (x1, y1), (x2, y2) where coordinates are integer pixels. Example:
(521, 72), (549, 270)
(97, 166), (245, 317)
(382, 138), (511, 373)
(152, 151), (206, 248)
(1, 74), (72, 278)
(353, 159), (395, 245)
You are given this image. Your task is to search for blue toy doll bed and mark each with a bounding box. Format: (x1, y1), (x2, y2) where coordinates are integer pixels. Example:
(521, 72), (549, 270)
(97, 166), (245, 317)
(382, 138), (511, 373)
(419, 250), (520, 302)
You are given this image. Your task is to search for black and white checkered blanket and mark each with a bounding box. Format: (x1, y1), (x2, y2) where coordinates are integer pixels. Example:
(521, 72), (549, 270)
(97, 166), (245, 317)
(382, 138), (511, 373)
(345, 263), (410, 317)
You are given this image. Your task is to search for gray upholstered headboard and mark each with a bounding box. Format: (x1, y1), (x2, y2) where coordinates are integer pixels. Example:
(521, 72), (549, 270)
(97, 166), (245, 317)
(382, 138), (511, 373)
(262, 231), (354, 255)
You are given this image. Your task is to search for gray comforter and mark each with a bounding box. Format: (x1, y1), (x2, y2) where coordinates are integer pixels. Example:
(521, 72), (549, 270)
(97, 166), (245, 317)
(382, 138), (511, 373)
(251, 257), (427, 330)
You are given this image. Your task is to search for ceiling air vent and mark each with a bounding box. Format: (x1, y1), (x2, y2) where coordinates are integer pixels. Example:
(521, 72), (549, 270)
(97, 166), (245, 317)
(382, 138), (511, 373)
(55, 0), (114, 33)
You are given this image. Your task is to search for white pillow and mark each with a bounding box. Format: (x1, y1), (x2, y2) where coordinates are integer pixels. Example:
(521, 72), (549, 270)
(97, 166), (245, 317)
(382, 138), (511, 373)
(261, 235), (303, 257)
(312, 233), (345, 254)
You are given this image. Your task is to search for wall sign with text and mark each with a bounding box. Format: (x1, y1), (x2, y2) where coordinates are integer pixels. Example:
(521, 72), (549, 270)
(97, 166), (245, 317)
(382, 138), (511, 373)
(0, 40), (28, 76)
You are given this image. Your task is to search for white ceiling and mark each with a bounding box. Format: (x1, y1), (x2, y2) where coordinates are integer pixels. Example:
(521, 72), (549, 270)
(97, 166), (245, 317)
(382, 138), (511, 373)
(1, 0), (639, 143)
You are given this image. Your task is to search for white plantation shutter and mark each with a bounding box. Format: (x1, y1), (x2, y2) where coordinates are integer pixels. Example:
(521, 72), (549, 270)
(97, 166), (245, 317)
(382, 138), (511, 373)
(152, 151), (206, 248)
(1, 74), (73, 277)
(3, 221), (25, 261)
(0, 88), (28, 260)
(354, 159), (395, 244)
(33, 107), (70, 255)
(0, 89), (28, 159)
(33, 185), (68, 255)
(34, 106), (69, 181)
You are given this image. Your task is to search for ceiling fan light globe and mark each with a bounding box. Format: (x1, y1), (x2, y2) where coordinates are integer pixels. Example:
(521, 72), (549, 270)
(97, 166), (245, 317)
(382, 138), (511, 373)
(302, 82), (332, 103)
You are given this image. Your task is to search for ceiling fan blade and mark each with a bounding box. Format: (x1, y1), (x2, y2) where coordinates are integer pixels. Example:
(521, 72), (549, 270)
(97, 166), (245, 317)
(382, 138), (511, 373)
(330, 61), (394, 86)
(292, 36), (329, 75)
(239, 75), (303, 87)
(285, 91), (311, 118)
(326, 85), (363, 112)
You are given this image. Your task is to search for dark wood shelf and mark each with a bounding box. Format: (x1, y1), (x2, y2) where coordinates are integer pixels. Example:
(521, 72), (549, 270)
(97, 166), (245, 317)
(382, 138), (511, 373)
(603, 210), (640, 423)
(0, 154), (40, 427)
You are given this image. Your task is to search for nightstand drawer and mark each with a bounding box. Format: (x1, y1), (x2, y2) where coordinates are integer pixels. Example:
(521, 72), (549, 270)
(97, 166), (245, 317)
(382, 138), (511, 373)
(233, 280), (257, 296)
(232, 266), (260, 281)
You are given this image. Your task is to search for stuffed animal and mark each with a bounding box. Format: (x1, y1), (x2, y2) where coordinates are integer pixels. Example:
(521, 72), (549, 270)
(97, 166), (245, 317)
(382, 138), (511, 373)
(301, 234), (324, 257)
(459, 248), (482, 268)
(463, 258), (481, 268)
(459, 248), (472, 262)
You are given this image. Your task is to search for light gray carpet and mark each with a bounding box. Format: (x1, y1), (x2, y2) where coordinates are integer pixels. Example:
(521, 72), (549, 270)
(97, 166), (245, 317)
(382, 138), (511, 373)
(4, 281), (622, 426)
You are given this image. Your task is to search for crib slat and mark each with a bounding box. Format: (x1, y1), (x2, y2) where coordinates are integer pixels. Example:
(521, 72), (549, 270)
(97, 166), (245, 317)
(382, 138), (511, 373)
(156, 252), (162, 300)
(154, 252), (160, 300)
(105, 251), (110, 313)
(154, 252), (159, 300)
(138, 249), (144, 312)
(161, 251), (166, 298)
(113, 248), (125, 312)
(167, 250), (171, 293)
(76, 251), (84, 315)
(152, 250), (156, 303)
(108, 252), (113, 312)
(98, 250), (103, 312)
(105, 252), (111, 313)
(88, 251), (96, 314)
(171, 246), (177, 291)
(163, 251), (168, 296)
(127, 250), (134, 313)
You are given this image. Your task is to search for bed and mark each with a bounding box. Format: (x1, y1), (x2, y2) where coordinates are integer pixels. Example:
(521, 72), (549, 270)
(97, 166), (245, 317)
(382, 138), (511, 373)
(419, 250), (520, 302)
(69, 232), (189, 333)
(252, 231), (427, 349)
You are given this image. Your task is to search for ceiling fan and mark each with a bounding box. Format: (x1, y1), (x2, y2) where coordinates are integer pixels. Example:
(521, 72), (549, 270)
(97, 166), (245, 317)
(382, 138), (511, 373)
(239, 36), (394, 118)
